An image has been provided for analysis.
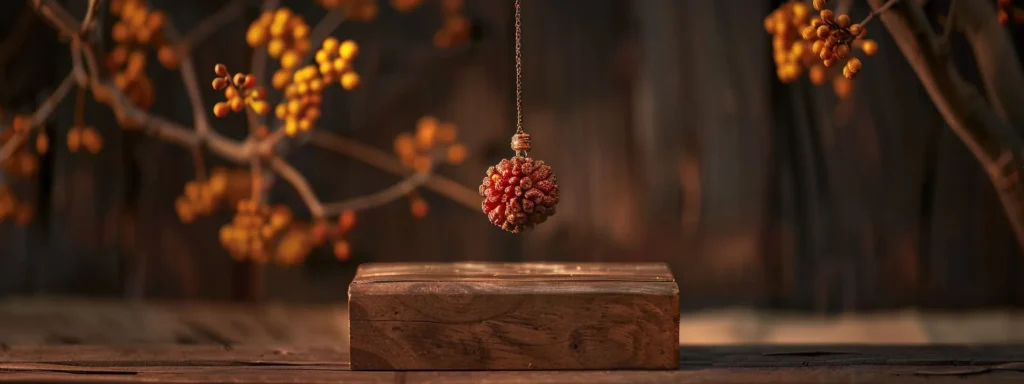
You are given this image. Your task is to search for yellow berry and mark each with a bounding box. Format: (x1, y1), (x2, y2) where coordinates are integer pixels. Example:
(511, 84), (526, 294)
(322, 37), (339, 52)
(860, 39), (878, 55)
(267, 38), (286, 58)
(338, 40), (359, 60)
(341, 72), (360, 90)
(275, 104), (287, 119)
(250, 100), (270, 115)
(247, 25), (268, 47)
(272, 69), (291, 89)
(285, 119), (299, 135)
(292, 24), (310, 40)
(281, 50), (300, 69)
(315, 50), (330, 64)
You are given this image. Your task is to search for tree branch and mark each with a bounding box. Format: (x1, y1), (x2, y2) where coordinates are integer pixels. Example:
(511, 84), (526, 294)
(951, 0), (1024, 133)
(267, 156), (324, 217)
(861, 0), (901, 26)
(80, 0), (101, 35)
(868, 0), (1024, 252)
(180, 0), (245, 50)
(309, 130), (481, 211)
(0, 72), (75, 162)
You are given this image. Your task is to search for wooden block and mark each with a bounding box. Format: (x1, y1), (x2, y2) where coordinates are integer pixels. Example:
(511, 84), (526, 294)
(348, 262), (679, 370)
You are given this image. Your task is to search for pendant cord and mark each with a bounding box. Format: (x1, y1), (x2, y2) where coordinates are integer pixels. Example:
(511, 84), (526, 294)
(514, 0), (523, 135)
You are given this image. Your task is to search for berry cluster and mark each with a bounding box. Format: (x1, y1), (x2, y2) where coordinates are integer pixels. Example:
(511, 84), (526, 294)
(273, 225), (317, 266)
(1, 116), (39, 179)
(765, 0), (878, 99)
(393, 116), (466, 174)
(219, 199), (294, 264)
(316, 0), (379, 21)
(479, 156), (559, 233)
(765, 1), (815, 83)
(66, 125), (104, 154)
(800, 0), (870, 79)
(997, 0), (1024, 25)
(106, 0), (179, 111)
(434, 0), (471, 49)
(247, 9), (312, 76)
(311, 210), (358, 261)
(314, 37), (361, 90)
(211, 64), (270, 118)
(174, 168), (232, 223)
(275, 66), (325, 136)
(0, 185), (32, 226)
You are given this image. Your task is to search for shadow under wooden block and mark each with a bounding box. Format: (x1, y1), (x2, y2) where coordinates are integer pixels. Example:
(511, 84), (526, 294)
(348, 262), (680, 370)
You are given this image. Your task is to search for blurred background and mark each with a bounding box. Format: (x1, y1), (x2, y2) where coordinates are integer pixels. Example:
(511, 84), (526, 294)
(0, 0), (1023, 345)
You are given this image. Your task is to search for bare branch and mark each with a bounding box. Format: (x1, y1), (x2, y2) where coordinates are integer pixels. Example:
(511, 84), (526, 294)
(80, 0), (101, 35)
(868, 0), (1024, 252)
(309, 130), (481, 211)
(321, 172), (430, 215)
(951, 0), (1024, 133)
(942, 0), (958, 45)
(0, 72), (76, 161)
(861, 0), (901, 26)
(267, 156), (325, 217)
(180, 0), (246, 50)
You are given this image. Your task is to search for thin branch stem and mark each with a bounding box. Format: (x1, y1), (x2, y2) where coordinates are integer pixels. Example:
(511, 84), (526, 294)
(861, 0), (901, 26)
(180, 0), (246, 50)
(80, 0), (101, 34)
(267, 156), (324, 217)
(321, 173), (430, 215)
(942, 0), (958, 44)
(0, 72), (75, 161)
(309, 130), (481, 210)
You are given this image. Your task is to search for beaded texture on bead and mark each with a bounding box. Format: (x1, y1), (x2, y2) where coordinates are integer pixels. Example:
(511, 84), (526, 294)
(479, 0), (559, 233)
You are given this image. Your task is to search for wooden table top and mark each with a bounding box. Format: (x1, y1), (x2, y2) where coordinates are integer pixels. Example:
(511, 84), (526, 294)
(0, 298), (1022, 383)
(0, 344), (1022, 383)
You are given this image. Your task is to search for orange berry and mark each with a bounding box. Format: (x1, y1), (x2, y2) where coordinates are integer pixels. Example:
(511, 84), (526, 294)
(341, 72), (360, 90)
(813, 0), (826, 11)
(333, 240), (351, 261)
(213, 102), (230, 117)
(215, 64), (229, 76)
(212, 77), (228, 90)
(410, 198), (428, 218)
(338, 40), (359, 60)
(338, 210), (357, 232)
(860, 40), (878, 56)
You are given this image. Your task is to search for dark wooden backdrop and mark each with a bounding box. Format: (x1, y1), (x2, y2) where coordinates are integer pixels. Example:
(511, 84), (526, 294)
(0, 0), (1022, 311)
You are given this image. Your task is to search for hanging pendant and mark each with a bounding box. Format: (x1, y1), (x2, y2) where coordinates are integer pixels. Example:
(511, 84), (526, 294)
(479, 132), (559, 233)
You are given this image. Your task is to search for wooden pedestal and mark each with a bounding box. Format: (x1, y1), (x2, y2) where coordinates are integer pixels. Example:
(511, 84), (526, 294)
(348, 262), (679, 370)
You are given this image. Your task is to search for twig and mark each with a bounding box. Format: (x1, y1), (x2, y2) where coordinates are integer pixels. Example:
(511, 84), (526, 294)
(180, 0), (246, 50)
(321, 172), (430, 215)
(80, 0), (101, 35)
(309, 130), (481, 210)
(267, 156), (324, 217)
(942, 0), (957, 44)
(302, 8), (346, 65)
(861, 0), (901, 26)
(950, 0), (1024, 132)
(250, 158), (263, 201)
(32, 0), (250, 162)
(0, 72), (75, 161)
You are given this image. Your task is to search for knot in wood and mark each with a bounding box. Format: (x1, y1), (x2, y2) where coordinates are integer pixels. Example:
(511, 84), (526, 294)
(510, 132), (531, 152)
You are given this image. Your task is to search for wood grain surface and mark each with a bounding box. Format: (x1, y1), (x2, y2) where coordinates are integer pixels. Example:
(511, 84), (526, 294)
(1, 345), (1024, 383)
(348, 262), (680, 370)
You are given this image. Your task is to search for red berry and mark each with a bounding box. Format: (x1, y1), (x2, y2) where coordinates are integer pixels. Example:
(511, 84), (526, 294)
(479, 156), (559, 233)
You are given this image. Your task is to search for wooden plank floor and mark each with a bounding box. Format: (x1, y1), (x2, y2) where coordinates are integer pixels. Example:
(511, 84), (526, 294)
(0, 298), (1022, 383)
